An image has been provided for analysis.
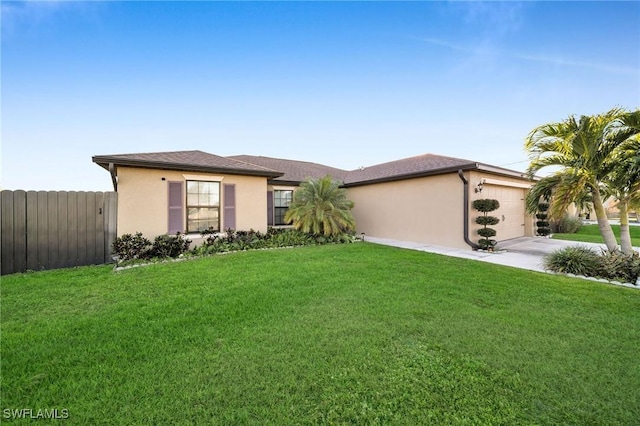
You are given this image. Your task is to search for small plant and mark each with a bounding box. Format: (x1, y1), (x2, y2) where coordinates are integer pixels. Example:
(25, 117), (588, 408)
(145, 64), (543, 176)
(112, 232), (152, 261)
(599, 251), (640, 283)
(536, 202), (552, 236)
(543, 246), (640, 283)
(149, 233), (192, 258)
(543, 246), (601, 276)
(556, 214), (582, 234)
(473, 199), (500, 250)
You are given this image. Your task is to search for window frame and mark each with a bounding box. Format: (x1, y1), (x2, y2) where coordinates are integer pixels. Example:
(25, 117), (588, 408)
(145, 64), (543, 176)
(186, 180), (221, 234)
(273, 189), (293, 226)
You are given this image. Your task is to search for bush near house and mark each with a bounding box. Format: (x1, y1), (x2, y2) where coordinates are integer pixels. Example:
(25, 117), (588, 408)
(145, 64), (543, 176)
(555, 214), (583, 234)
(113, 228), (359, 265)
(473, 199), (500, 250)
(535, 202), (552, 236)
(544, 245), (640, 283)
(112, 233), (191, 263)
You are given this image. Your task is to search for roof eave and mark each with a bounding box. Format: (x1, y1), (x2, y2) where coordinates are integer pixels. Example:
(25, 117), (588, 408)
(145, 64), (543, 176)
(475, 163), (537, 181)
(91, 157), (283, 179)
(342, 163), (479, 187)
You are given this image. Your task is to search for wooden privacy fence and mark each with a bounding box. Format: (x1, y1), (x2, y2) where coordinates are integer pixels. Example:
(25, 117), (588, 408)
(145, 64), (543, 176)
(1, 190), (117, 275)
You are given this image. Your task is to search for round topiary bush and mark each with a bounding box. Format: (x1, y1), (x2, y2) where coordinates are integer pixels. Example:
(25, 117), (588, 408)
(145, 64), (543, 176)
(536, 202), (552, 237)
(473, 198), (500, 250)
(477, 228), (497, 238)
(476, 216), (500, 226)
(473, 199), (500, 212)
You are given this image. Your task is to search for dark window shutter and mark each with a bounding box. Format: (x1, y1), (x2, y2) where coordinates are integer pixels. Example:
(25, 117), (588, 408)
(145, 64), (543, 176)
(223, 184), (236, 231)
(168, 182), (183, 234)
(267, 191), (274, 226)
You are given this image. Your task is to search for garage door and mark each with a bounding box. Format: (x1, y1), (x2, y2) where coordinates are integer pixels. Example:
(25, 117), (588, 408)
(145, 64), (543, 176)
(481, 185), (526, 241)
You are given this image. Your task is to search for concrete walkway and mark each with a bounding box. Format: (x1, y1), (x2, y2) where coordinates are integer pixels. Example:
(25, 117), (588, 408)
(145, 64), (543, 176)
(365, 236), (639, 288)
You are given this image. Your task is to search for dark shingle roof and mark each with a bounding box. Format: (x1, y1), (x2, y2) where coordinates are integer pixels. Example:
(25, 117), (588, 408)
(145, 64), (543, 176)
(92, 150), (283, 178)
(228, 155), (349, 184)
(342, 153), (477, 186)
(94, 149), (527, 186)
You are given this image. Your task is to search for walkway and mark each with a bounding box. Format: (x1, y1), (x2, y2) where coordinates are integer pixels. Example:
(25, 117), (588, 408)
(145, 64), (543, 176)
(365, 236), (638, 288)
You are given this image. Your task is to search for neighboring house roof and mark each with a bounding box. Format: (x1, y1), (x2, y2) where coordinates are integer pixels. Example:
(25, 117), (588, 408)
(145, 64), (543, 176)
(92, 150), (283, 178)
(228, 155), (349, 185)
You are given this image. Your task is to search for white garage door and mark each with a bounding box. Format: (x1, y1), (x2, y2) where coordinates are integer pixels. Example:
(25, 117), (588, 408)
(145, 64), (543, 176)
(481, 185), (526, 241)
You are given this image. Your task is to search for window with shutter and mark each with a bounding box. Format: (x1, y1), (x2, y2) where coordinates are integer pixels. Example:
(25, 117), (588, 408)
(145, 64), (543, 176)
(168, 182), (183, 234)
(267, 191), (274, 226)
(186, 180), (220, 233)
(274, 190), (293, 225)
(223, 184), (236, 231)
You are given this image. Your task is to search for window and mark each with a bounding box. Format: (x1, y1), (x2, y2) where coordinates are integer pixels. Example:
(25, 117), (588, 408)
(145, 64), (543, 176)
(186, 181), (220, 233)
(274, 190), (293, 225)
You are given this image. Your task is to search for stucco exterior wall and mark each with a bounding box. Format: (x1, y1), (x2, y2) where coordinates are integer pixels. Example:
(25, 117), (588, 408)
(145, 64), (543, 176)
(116, 167), (268, 238)
(468, 171), (535, 241)
(347, 173), (468, 249)
(347, 171), (535, 250)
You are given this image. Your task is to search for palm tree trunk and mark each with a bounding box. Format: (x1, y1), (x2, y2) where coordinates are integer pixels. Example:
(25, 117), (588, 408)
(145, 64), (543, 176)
(592, 189), (619, 252)
(618, 200), (633, 254)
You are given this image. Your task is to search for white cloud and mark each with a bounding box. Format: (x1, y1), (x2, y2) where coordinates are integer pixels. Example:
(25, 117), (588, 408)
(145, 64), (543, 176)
(420, 37), (639, 76)
(1, 1), (103, 40)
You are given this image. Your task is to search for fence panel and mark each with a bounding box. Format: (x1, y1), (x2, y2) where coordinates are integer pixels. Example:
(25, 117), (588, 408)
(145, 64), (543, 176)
(12, 191), (28, 273)
(26, 191), (39, 271)
(1, 191), (15, 275)
(0, 190), (117, 275)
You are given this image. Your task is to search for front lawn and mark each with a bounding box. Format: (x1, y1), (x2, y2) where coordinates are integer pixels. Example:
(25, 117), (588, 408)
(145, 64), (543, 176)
(2, 243), (639, 424)
(553, 223), (640, 247)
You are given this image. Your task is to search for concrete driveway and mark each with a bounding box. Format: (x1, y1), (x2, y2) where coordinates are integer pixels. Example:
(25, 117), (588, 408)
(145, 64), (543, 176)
(365, 236), (609, 273)
(366, 236), (639, 288)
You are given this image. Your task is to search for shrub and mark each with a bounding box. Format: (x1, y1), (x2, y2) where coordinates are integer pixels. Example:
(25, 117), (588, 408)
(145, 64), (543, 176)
(112, 232), (152, 261)
(266, 228), (315, 247)
(557, 215), (583, 234)
(477, 228), (497, 238)
(543, 246), (601, 276)
(472, 199), (500, 212)
(537, 228), (552, 236)
(149, 233), (192, 258)
(478, 238), (497, 249)
(599, 251), (640, 283)
(473, 199), (500, 250)
(536, 201), (552, 237)
(476, 216), (500, 226)
(544, 246), (640, 283)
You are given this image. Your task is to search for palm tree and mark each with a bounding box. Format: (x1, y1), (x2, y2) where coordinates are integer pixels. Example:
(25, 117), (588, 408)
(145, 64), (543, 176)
(284, 175), (355, 236)
(524, 109), (625, 252)
(603, 109), (640, 253)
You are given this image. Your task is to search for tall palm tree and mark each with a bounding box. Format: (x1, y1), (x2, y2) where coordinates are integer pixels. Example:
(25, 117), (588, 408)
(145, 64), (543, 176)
(284, 175), (355, 236)
(525, 109), (625, 252)
(603, 109), (640, 253)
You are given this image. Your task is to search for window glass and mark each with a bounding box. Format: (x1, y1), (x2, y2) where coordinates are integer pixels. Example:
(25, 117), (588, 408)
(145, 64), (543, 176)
(186, 181), (220, 233)
(274, 190), (293, 225)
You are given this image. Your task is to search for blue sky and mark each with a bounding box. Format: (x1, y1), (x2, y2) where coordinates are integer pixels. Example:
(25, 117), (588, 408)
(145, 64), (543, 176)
(2, 1), (639, 191)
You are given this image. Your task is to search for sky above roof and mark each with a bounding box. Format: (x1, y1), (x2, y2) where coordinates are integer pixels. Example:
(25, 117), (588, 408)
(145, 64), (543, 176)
(2, 1), (639, 191)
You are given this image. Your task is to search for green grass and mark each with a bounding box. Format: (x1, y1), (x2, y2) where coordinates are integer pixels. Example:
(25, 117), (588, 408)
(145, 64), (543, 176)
(553, 223), (640, 247)
(2, 243), (639, 424)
